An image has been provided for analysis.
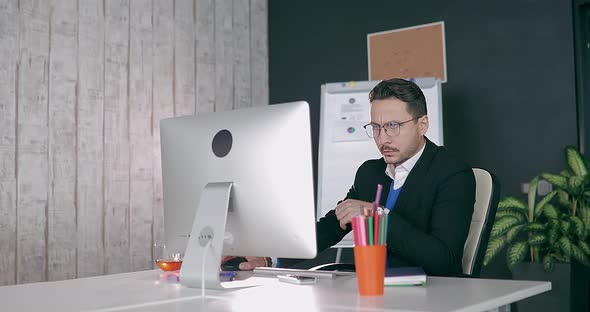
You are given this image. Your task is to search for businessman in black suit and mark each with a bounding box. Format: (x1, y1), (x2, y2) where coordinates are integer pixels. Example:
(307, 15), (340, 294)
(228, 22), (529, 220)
(280, 78), (476, 276)
(234, 78), (475, 276)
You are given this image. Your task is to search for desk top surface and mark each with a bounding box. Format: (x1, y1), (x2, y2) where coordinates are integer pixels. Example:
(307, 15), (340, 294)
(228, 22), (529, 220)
(0, 270), (550, 312)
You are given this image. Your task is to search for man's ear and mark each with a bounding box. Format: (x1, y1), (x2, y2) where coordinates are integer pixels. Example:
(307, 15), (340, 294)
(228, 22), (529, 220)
(419, 115), (429, 136)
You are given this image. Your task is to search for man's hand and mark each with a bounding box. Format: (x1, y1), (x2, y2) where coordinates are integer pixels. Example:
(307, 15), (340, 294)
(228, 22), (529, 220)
(221, 256), (269, 270)
(335, 199), (375, 230)
(237, 257), (268, 270)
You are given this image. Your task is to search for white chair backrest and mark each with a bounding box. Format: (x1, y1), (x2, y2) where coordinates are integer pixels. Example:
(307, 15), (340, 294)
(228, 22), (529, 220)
(462, 168), (494, 275)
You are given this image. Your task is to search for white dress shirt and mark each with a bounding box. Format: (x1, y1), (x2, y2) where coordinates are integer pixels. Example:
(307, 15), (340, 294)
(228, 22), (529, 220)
(384, 142), (426, 190)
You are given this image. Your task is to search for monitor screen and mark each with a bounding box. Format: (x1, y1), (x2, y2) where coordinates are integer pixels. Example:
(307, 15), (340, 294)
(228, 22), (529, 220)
(160, 101), (317, 287)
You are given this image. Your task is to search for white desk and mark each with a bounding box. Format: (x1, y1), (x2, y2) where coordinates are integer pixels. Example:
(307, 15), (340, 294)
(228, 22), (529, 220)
(0, 270), (550, 312)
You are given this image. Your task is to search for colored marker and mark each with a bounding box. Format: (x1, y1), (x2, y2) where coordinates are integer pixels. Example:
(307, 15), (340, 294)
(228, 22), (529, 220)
(383, 214), (389, 245)
(373, 211), (381, 245)
(380, 214), (386, 245)
(368, 217), (374, 245)
(374, 184), (383, 215)
(358, 216), (367, 246)
(352, 216), (360, 246)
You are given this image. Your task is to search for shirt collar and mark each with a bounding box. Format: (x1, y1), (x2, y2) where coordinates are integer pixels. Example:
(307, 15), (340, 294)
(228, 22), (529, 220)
(385, 141), (426, 189)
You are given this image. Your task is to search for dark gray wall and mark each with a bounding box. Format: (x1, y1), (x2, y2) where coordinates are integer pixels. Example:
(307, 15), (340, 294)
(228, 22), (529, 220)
(269, 0), (577, 196)
(575, 0), (590, 153)
(269, 0), (578, 277)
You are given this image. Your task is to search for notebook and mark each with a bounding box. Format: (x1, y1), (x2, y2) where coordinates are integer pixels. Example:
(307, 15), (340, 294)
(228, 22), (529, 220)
(384, 267), (427, 286)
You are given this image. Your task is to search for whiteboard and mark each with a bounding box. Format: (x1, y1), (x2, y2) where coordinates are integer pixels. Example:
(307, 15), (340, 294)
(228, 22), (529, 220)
(317, 78), (443, 247)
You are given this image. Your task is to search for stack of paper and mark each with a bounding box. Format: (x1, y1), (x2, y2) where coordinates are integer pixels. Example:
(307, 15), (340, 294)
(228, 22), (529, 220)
(384, 267), (427, 287)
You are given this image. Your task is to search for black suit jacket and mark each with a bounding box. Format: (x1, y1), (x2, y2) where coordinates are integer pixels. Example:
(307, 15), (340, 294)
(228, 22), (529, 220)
(282, 138), (475, 276)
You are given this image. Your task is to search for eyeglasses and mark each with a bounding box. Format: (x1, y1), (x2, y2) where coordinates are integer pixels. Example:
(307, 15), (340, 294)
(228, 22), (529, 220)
(363, 116), (423, 138)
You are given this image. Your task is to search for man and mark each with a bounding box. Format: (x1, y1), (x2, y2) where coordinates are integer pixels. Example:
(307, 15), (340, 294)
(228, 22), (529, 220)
(232, 78), (475, 276)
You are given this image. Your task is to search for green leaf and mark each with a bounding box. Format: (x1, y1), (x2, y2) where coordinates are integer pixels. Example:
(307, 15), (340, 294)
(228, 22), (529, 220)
(543, 254), (555, 272)
(541, 173), (568, 189)
(568, 176), (586, 196)
(569, 216), (585, 237)
(528, 234), (547, 246)
(565, 146), (588, 176)
(572, 244), (590, 266)
(559, 236), (573, 256)
(553, 253), (568, 263)
(561, 219), (571, 235)
(579, 241), (590, 256)
(528, 176), (540, 221)
(507, 241), (528, 271)
(484, 236), (507, 266)
(579, 207), (590, 234)
(547, 223), (560, 245)
(561, 169), (574, 177)
(497, 196), (527, 213)
(535, 191), (557, 219)
(557, 190), (571, 207)
(506, 224), (525, 243)
(543, 203), (560, 220)
(495, 210), (526, 222)
(490, 216), (523, 238)
(526, 222), (545, 232)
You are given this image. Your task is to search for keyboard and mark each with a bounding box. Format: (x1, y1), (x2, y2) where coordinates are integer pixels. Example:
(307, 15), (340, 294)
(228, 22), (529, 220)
(253, 267), (356, 279)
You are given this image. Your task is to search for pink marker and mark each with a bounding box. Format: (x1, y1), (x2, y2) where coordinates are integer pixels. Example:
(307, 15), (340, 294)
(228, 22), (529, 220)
(352, 216), (360, 246)
(357, 216), (367, 246)
(374, 184), (383, 215)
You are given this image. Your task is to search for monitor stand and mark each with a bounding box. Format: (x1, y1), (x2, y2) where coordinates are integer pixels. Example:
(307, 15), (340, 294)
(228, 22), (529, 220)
(179, 182), (233, 289)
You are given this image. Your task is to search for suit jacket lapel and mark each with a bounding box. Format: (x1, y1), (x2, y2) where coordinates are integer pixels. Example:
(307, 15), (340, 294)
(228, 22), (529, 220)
(374, 158), (392, 207)
(393, 138), (436, 214)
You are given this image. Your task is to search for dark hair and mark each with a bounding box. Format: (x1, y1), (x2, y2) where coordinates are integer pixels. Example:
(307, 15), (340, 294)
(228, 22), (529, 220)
(368, 78), (427, 117)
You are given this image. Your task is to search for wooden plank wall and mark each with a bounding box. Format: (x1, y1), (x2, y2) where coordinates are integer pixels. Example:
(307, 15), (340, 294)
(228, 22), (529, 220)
(77, 0), (105, 278)
(0, 0), (19, 286)
(0, 0), (268, 286)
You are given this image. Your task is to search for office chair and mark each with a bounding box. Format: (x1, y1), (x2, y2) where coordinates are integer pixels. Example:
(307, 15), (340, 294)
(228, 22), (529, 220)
(462, 168), (501, 276)
(315, 168), (501, 276)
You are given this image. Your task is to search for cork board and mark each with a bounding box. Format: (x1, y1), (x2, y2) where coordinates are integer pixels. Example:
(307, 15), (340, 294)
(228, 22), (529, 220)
(368, 21), (446, 82)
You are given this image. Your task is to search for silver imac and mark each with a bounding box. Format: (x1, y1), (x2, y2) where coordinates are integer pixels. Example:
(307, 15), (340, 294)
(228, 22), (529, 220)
(160, 101), (317, 289)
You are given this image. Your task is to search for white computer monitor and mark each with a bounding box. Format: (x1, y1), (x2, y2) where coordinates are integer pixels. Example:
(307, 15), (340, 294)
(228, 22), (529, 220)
(160, 101), (317, 289)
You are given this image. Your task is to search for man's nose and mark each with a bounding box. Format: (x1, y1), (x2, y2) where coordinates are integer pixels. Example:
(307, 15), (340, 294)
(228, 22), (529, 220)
(375, 130), (391, 145)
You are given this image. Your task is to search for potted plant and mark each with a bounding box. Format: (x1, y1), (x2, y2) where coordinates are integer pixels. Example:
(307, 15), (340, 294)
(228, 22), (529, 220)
(483, 146), (590, 312)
